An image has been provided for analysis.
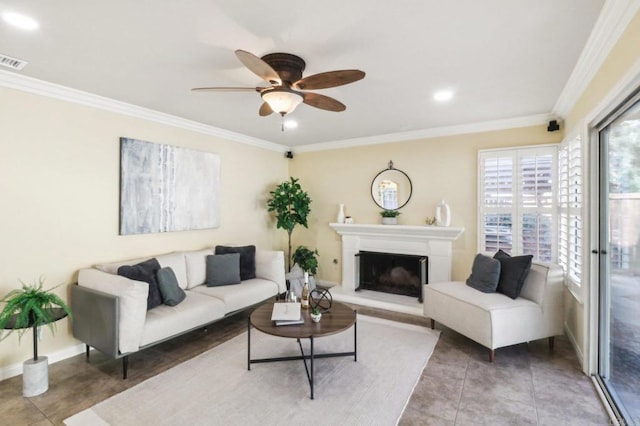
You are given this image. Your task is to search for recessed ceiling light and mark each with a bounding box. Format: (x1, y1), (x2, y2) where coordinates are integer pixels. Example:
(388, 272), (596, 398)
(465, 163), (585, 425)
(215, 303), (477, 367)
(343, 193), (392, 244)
(433, 90), (454, 102)
(284, 119), (298, 129)
(2, 11), (39, 31)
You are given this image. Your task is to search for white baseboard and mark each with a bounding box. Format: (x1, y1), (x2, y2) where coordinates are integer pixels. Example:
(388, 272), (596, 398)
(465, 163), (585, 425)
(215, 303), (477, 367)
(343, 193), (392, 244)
(0, 343), (86, 381)
(564, 321), (585, 370)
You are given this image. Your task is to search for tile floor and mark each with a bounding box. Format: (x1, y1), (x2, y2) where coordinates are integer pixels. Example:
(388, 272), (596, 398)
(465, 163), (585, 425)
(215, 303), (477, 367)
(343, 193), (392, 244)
(0, 305), (610, 425)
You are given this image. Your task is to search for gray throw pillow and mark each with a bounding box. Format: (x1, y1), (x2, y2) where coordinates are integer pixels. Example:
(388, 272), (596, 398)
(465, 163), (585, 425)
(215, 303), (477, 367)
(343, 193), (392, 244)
(206, 253), (241, 287)
(466, 253), (501, 293)
(157, 267), (186, 306)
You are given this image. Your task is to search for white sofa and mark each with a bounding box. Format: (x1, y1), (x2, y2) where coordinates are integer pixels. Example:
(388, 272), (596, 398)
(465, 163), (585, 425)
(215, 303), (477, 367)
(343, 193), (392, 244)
(71, 248), (286, 378)
(423, 261), (563, 361)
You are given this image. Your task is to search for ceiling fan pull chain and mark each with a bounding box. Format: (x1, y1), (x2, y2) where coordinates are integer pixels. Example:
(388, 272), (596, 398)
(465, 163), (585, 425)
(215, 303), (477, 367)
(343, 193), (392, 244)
(281, 115), (284, 132)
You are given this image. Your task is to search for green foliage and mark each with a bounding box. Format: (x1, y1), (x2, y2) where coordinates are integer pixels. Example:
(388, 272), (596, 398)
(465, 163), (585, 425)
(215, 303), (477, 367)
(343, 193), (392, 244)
(380, 209), (401, 218)
(267, 177), (312, 270)
(292, 246), (319, 275)
(0, 277), (72, 342)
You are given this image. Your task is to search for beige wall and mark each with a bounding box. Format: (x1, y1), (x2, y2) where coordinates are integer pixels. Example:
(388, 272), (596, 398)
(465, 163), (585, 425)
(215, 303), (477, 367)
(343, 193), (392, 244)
(288, 126), (562, 285)
(0, 86), (288, 368)
(562, 10), (640, 365)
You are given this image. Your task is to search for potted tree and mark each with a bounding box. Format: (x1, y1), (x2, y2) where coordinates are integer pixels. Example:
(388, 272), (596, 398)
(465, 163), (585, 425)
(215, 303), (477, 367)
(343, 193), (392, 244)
(380, 209), (401, 225)
(0, 277), (72, 396)
(267, 177), (312, 271)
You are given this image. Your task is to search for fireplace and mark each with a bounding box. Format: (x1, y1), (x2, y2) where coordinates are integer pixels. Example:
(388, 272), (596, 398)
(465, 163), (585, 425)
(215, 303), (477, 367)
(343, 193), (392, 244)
(356, 251), (427, 302)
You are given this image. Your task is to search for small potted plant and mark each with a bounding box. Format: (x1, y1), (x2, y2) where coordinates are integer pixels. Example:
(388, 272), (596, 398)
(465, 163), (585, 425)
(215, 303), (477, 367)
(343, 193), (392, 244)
(310, 307), (322, 323)
(292, 246), (319, 275)
(380, 209), (401, 225)
(0, 278), (72, 343)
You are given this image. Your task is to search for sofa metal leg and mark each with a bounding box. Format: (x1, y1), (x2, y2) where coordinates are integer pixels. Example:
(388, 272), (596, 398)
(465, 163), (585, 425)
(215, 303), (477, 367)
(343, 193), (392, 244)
(85, 344), (90, 360)
(489, 349), (495, 362)
(548, 336), (555, 351)
(430, 319), (435, 329)
(123, 356), (128, 380)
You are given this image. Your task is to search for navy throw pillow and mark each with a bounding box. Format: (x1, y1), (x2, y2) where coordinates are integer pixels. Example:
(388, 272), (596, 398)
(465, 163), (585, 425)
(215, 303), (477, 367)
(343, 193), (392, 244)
(493, 249), (533, 299)
(466, 254), (501, 293)
(118, 258), (162, 310)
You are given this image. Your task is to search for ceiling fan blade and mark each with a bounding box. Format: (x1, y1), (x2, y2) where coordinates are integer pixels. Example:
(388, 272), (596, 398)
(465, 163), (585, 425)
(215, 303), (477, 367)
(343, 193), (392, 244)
(235, 50), (282, 85)
(259, 102), (274, 116)
(191, 86), (264, 92)
(294, 70), (365, 90)
(303, 92), (346, 112)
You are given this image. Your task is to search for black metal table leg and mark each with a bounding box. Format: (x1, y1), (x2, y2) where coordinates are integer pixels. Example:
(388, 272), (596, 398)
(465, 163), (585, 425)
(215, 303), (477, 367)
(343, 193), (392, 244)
(354, 314), (358, 362)
(310, 336), (314, 400)
(247, 317), (251, 371)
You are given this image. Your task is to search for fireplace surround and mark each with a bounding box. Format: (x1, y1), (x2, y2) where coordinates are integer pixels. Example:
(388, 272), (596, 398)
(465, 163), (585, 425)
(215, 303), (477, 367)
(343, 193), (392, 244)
(330, 224), (464, 301)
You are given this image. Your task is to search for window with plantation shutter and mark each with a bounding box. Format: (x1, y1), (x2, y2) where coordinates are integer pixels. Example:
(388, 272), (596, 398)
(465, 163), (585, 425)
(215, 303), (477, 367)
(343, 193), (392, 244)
(478, 146), (557, 262)
(558, 134), (583, 294)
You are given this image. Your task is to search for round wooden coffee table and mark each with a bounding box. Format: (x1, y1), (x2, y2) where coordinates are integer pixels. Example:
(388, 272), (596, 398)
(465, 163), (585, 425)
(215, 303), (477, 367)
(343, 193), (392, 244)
(248, 300), (357, 399)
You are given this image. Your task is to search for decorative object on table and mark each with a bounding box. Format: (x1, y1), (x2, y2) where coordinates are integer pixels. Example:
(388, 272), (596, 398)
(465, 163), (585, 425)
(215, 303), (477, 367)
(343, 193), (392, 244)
(301, 273), (310, 309)
(266, 177), (312, 271)
(336, 203), (346, 223)
(345, 216), (354, 224)
(0, 278), (72, 397)
(380, 209), (401, 225)
(119, 137), (220, 235)
(435, 199), (451, 226)
(425, 216), (436, 225)
(309, 288), (333, 313)
(310, 307), (322, 322)
(271, 302), (303, 326)
(371, 160), (413, 210)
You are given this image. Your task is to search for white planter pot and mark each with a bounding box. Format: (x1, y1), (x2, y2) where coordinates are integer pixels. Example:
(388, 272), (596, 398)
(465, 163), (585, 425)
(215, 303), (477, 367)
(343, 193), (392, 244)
(381, 217), (397, 225)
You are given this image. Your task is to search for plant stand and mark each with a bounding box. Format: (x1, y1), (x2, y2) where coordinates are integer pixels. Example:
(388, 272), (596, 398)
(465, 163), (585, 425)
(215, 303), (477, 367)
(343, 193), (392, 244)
(3, 307), (67, 397)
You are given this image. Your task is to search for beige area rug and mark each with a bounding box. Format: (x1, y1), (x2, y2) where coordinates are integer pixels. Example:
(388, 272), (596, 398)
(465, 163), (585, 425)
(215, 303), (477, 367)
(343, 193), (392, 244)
(65, 315), (439, 426)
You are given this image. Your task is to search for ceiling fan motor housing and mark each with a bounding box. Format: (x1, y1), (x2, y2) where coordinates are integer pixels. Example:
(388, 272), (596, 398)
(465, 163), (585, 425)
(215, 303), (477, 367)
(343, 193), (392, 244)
(261, 53), (306, 84)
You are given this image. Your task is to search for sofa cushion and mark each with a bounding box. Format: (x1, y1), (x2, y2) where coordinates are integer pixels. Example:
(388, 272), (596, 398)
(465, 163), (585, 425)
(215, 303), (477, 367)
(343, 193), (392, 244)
(157, 267), (186, 306)
(206, 253), (241, 286)
(77, 268), (148, 354)
(118, 258), (162, 310)
(94, 256), (147, 275)
(155, 252), (188, 290)
(139, 291), (226, 347)
(466, 254), (501, 293)
(191, 278), (279, 314)
(215, 245), (256, 280)
(493, 250), (533, 299)
(185, 248), (214, 289)
(255, 249), (286, 293)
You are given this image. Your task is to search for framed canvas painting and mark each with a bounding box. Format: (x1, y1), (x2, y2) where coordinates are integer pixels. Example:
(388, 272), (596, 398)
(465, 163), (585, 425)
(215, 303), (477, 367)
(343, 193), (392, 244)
(119, 137), (220, 235)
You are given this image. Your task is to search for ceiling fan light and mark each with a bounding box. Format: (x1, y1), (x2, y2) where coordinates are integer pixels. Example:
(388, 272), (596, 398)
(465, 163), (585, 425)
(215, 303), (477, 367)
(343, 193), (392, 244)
(262, 89), (303, 115)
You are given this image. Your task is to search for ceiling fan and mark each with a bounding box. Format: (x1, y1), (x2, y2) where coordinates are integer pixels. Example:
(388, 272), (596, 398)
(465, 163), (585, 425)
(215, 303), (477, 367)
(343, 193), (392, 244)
(192, 50), (365, 117)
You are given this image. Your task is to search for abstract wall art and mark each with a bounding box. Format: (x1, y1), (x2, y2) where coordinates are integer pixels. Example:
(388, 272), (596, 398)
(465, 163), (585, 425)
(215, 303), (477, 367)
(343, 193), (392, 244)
(119, 137), (220, 235)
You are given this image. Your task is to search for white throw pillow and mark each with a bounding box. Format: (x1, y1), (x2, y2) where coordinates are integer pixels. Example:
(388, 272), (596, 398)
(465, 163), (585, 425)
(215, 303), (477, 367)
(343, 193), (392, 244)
(155, 252), (188, 289)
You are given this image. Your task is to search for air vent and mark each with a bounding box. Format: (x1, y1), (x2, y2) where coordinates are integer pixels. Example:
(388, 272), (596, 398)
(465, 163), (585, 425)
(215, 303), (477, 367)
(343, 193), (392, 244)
(0, 53), (28, 70)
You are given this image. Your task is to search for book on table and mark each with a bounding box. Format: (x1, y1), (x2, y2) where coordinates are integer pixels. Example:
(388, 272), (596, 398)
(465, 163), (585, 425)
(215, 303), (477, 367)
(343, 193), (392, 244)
(271, 302), (303, 326)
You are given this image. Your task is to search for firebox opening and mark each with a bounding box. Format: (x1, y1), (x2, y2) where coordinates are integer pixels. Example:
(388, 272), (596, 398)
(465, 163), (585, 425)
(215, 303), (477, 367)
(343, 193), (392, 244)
(356, 251), (427, 302)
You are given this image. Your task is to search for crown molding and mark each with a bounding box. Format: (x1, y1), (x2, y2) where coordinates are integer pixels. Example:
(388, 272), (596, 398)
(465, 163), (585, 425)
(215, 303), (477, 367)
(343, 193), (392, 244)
(293, 113), (553, 153)
(0, 70), (288, 153)
(552, 0), (640, 118)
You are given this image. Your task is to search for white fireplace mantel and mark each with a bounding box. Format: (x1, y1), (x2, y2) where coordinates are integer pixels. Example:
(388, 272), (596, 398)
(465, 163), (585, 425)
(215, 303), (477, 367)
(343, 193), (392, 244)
(330, 223), (464, 291)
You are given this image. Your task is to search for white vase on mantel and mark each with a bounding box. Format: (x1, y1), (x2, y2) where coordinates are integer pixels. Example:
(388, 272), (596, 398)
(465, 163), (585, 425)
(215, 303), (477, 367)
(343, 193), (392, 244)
(435, 200), (451, 227)
(336, 204), (346, 224)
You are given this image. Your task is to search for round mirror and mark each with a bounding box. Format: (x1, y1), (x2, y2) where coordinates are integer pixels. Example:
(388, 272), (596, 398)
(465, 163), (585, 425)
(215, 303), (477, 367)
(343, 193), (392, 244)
(371, 162), (412, 210)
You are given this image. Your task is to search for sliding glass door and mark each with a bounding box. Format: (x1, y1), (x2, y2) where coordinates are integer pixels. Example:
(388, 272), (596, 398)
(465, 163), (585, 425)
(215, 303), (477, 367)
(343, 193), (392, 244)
(598, 95), (640, 422)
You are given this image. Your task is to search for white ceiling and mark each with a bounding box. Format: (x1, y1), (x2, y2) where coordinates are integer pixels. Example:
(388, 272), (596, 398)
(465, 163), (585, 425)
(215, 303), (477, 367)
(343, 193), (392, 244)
(0, 0), (605, 147)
